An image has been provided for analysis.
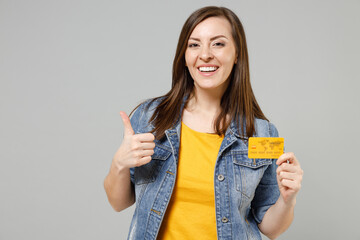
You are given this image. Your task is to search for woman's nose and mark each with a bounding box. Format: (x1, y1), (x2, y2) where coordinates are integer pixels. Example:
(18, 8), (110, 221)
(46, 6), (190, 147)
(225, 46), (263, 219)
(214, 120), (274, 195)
(199, 46), (213, 61)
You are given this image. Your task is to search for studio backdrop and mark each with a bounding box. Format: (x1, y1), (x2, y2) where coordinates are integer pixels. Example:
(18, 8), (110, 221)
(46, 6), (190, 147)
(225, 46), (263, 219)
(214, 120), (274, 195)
(0, 0), (359, 239)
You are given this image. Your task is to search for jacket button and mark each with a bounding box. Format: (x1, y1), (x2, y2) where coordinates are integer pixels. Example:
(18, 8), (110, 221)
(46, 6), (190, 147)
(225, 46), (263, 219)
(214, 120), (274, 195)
(221, 217), (229, 223)
(217, 174), (225, 181)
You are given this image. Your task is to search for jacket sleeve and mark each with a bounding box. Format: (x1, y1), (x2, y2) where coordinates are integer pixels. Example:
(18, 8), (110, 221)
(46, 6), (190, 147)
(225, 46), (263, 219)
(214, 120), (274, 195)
(251, 122), (281, 224)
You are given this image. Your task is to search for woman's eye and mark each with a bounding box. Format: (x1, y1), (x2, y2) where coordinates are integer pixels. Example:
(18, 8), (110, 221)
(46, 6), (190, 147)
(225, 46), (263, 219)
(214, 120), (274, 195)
(188, 43), (199, 48)
(213, 42), (225, 47)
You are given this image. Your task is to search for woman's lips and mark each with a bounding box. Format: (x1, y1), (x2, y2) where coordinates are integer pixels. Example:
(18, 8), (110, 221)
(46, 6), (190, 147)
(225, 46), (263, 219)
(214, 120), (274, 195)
(197, 66), (219, 77)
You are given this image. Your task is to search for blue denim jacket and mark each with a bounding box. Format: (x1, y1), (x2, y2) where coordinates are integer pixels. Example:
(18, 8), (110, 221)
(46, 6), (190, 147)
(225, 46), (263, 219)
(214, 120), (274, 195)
(128, 98), (280, 240)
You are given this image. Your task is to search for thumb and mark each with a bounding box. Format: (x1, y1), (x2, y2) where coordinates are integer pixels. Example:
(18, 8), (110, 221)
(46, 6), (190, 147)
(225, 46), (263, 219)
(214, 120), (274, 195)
(119, 111), (134, 136)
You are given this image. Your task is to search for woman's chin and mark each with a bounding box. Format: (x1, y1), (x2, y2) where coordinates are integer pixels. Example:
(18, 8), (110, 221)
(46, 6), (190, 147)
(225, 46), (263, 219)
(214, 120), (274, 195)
(193, 81), (228, 94)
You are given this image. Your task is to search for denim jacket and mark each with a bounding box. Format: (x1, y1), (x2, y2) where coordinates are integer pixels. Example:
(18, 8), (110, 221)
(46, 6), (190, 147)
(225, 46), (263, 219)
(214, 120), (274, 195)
(128, 98), (280, 240)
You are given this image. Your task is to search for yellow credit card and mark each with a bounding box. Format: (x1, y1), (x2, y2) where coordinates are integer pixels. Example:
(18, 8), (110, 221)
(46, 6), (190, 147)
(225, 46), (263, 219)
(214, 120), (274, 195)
(248, 137), (284, 159)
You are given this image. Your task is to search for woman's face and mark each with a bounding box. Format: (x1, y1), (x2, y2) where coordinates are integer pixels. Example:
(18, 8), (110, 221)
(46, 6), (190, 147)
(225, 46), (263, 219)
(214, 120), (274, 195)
(185, 17), (237, 95)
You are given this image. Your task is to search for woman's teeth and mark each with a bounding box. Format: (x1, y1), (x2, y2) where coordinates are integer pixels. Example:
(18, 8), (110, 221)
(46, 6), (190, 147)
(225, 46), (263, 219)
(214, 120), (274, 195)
(198, 66), (218, 72)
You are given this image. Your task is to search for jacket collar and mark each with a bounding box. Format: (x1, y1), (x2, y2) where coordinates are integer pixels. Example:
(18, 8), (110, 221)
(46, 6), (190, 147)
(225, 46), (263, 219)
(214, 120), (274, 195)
(229, 120), (246, 139)
(167, 95), (247, 140)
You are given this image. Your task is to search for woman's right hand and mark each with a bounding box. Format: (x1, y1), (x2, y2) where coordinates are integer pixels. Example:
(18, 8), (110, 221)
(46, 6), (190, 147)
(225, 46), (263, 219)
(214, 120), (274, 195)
(111, 111), (155, 173)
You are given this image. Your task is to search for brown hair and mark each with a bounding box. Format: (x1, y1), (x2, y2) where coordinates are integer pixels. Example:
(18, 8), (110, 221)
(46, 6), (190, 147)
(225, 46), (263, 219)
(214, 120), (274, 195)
(134, 6), (267, 140)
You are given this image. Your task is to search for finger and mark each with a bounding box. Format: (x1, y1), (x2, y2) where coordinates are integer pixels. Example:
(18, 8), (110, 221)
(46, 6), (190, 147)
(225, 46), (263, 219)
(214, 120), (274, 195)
(278, 171), (298, 181)
(131, 149), (154, 160)
(139, 149), (155, 158)
(276, 152), (299, 166)
(134, 156), (152, 167)
(135, 133), (155, 142)
(140, 142), (156, 150)
(119, 111), (134, 136)
(280, 179), (301, 192)
(276, 164), (301, 174)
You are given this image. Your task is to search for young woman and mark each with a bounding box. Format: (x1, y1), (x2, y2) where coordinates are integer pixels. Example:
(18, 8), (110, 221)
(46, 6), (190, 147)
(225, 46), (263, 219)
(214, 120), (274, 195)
(104, 6), (303, 240)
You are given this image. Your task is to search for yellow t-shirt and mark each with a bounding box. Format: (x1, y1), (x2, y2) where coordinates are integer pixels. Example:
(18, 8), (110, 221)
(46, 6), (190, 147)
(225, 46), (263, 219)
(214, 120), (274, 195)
(157, 122), (224, 240)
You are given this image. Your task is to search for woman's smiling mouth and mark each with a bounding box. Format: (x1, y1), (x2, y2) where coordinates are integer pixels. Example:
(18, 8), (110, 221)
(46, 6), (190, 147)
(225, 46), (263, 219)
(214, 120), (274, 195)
(198, 66), (219, 72)
(197, 65), (219, 76)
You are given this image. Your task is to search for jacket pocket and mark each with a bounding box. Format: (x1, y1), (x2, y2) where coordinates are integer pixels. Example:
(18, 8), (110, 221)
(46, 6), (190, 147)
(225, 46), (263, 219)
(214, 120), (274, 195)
(232, 150), (272, 199)
(134, 144), (171, 185)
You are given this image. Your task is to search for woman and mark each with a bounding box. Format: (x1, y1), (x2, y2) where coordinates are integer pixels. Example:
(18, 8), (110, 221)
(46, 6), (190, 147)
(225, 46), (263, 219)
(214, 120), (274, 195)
(104, 6), (303, 240)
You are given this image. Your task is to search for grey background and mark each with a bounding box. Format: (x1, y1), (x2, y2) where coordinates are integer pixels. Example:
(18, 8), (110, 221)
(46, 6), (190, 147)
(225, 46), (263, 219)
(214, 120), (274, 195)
(1, 0), (359, 239)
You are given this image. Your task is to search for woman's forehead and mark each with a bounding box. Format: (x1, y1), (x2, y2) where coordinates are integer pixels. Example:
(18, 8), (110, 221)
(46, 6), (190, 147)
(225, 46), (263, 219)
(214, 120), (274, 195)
(189, 17), (232, 39)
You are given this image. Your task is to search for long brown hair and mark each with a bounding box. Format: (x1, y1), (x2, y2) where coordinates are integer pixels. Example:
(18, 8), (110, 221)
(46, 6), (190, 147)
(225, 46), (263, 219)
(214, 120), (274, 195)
(134, 6), (267, 140)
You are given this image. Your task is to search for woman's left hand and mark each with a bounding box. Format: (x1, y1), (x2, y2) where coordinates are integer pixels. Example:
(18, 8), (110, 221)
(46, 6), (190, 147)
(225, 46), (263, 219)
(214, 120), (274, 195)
(276, 152), (303, 204)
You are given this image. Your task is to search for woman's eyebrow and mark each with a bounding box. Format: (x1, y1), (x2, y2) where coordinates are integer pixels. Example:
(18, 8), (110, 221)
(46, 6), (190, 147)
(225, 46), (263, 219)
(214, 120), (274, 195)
(189, 35), (228, 41)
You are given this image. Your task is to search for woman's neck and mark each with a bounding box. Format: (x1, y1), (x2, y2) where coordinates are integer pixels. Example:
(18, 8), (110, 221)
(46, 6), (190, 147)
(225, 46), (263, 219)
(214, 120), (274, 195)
(182, 87), (226, 133)
(186, 87), (223, 115)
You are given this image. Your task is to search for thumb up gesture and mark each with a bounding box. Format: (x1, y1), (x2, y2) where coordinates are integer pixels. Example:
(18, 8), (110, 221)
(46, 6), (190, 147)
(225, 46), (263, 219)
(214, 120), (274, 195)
(112, 111), (155, 171)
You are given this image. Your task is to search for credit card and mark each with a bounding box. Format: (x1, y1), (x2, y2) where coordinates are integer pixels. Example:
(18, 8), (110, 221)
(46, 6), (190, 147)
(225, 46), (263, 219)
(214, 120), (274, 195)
(248, 137), (284, 159)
